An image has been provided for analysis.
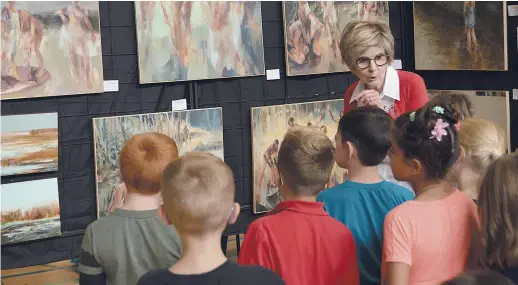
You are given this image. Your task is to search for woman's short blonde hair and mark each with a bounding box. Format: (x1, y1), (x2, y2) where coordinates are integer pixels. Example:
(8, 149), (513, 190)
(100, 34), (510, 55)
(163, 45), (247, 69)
(339, 20), (394, 69)
(459, 118), (506, 172)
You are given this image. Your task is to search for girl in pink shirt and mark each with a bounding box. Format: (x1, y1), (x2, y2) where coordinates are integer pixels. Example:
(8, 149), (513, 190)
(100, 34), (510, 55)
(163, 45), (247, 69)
(383, 104), (479, 285)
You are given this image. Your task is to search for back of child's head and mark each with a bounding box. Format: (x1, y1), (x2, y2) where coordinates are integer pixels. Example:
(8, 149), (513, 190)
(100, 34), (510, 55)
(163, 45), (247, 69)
(477, 153), (518, 269)
(428, 92), (475, 120)
(119, 132), (179, 195)
(458, 118), (506, 173)
(277, 126), (335, 196)
(161, 152), (235, 234)
(337, 106), (393, 166)
(442, 271), (515, 285)
(393, 104), (461, 179)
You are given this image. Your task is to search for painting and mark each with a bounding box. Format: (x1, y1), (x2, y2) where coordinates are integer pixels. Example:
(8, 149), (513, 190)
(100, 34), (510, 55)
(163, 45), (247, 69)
(1, 113), (58, 176)
(414, 2), (507, 71)
(428, 90), (511, 152)
(283, 1), (389, 76)
(1, 1), (103, 100)
(93, 108), (224, 217)
(1, 178), (61, 245)
(251, 99), (346, 213)
(135, 2), (265, 84)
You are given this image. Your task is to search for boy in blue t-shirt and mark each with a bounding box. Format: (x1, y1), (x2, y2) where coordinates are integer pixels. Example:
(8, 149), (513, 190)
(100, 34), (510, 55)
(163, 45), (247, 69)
(317, 107), (414, 285)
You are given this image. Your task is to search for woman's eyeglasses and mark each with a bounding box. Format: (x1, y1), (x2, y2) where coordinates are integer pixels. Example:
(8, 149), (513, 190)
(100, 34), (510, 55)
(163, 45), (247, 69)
(355, 54), (388, 70)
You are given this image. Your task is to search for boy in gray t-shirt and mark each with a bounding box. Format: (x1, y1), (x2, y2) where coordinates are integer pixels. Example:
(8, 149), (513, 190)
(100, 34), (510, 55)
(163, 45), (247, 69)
(79, 133), (182, 285)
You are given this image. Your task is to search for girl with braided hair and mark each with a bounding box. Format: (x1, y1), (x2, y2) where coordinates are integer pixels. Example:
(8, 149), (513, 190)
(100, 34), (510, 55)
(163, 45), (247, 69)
(382, 104), (479, 285)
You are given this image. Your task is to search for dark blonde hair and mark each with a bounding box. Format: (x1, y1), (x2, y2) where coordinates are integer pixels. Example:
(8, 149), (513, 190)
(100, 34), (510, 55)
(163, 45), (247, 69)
(119, 133), (179, 195)
(476, 153), (518, 269)
(339, 20), (394, 69)
(427, 92), (475, 120)
(277, 126), (335, 196)
(161, 152), (234, 234)
(442, 271), (515, 285)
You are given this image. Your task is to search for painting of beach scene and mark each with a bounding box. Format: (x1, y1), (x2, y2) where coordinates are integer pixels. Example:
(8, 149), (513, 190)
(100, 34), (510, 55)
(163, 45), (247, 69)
(135, 2), (265, 83)
(1, 1), (103, 100)
(251, 99), (346, 213)
(1, 113), (59, 176)
(1, 178), (61, 245)
(428, 90), (510, 152)
(414, 2), (507, 70)
(93, 108), (224, 217)
(283, 1), (389, 76)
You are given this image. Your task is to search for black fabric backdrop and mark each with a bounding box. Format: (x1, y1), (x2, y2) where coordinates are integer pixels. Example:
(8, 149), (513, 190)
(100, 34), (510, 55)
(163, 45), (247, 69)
(1, 1), (517, 269)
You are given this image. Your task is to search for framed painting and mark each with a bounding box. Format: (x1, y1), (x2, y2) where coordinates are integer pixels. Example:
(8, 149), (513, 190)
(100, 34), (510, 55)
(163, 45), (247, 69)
(1, 178), (61, 245)
(1, 1), (103, 100)
(414, 2), (508, 71)
(428, 90), (511, 152)
(251, 99), (346, 213)
(93, 108), (224, 218)
(283, 1), (389, 76)
(1, 113), (59, 176)
(135, 2), (265, 84)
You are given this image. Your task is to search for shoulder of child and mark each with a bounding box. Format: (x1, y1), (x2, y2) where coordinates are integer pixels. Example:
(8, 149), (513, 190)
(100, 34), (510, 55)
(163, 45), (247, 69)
(136, 268), (171, 285)
(383, 181), (415, 200)
(237, 264), (286, 285)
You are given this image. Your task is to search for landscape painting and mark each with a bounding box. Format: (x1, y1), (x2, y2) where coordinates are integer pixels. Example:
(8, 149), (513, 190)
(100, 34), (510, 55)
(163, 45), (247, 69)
(414, 2), (507, 71)
(1, 1), (103, 100)
(283, 1), (389, 76)
(251, 99), (346, 213)
(1, 113), (59, 176)
(1, 178), (61, 245)
(93, 108), (224, 217)
(135, 2), (265, 83)
(428, 90), (510, 152)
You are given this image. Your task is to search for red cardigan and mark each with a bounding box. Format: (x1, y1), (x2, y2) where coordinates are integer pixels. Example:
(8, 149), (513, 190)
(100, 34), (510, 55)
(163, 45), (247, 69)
(343, 70), (429, 119)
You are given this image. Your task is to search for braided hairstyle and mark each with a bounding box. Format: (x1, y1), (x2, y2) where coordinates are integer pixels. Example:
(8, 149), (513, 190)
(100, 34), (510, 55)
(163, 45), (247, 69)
(394, 104), (461, 179)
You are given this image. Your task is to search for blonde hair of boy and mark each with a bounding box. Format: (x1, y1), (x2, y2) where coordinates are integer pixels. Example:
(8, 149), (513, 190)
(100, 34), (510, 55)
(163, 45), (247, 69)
(277, 126), (335, 196)
(339, 20), (394, 70)
(161, 152), (236, 234)
(475, 153), (518, 269)
(459, 118), (506, 172)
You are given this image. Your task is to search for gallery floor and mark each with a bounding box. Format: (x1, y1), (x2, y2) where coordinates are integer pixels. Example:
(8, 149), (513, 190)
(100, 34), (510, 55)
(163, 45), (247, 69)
(1, 234), (244, 285)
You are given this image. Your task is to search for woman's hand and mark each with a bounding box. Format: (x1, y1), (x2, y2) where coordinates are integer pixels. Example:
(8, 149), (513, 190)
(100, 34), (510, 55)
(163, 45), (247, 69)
(356, 89), (382, 108)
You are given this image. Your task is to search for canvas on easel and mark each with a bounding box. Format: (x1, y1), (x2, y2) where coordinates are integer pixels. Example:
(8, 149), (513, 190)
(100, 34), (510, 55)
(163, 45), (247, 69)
(251, 99), (346, 213)
(414, 2), (508, 71)
(92, 108), (224, 218)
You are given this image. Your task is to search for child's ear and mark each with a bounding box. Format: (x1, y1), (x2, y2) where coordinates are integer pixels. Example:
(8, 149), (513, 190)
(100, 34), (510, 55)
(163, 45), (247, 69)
(409, 158), (423, 175)
(457, 146), (465, 164)
(345, 141), (356, 160)
(228, 203), (241, 225)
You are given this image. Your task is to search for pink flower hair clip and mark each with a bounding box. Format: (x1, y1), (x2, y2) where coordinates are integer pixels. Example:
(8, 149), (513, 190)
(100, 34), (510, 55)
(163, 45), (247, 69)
(430, 119), (449, 142)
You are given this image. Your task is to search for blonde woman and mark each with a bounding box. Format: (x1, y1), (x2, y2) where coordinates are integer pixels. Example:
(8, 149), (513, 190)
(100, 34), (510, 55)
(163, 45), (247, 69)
(447, 118), (506, 201)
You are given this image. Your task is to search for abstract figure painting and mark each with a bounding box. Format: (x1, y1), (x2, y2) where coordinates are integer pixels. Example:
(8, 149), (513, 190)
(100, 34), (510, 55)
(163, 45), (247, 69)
(283, 1), (389, 76)
(1, 1), (103, 100)
(135, 2), (265, 83)
(1, 178), (61, 245)
(428, 90), (511, 152)
(1, 113), (59, 176)
(93, 108), (224, 217)
(251, 99), (346, 213)
(414, 2), (507, 71)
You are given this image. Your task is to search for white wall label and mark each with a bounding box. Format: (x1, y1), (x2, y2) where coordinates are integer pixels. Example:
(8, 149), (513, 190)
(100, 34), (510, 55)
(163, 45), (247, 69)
(103, 80), (119, 92)
(171, 99), (187, 111)
(513, 89), (518, 100)
(391, 60), (402, 70)
(508, 5), (518, 16)
(266, 69), (280, 81)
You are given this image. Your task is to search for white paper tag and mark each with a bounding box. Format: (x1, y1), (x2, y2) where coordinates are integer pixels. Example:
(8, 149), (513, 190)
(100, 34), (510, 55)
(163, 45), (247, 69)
(391, 60), (402, 70)
(508, 5), (518, 16)
(172, 99), (187, 111)
(103, 80), (119, 92)
(266, 69), (280, 81)
(513, 89), (518, 100)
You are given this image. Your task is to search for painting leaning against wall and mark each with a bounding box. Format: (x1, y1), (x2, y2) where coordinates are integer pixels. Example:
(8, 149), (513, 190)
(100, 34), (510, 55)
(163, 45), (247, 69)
(283, 1), (389, 76)
(251, 99), (346, 213)
(135, 2), (265, 84)
(414, 1), (507, 71)
(93, 108), (224, 217)
(1, 112), (59, 176)
(1, 1), (103, 100)
(1, 178), (61, 245)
